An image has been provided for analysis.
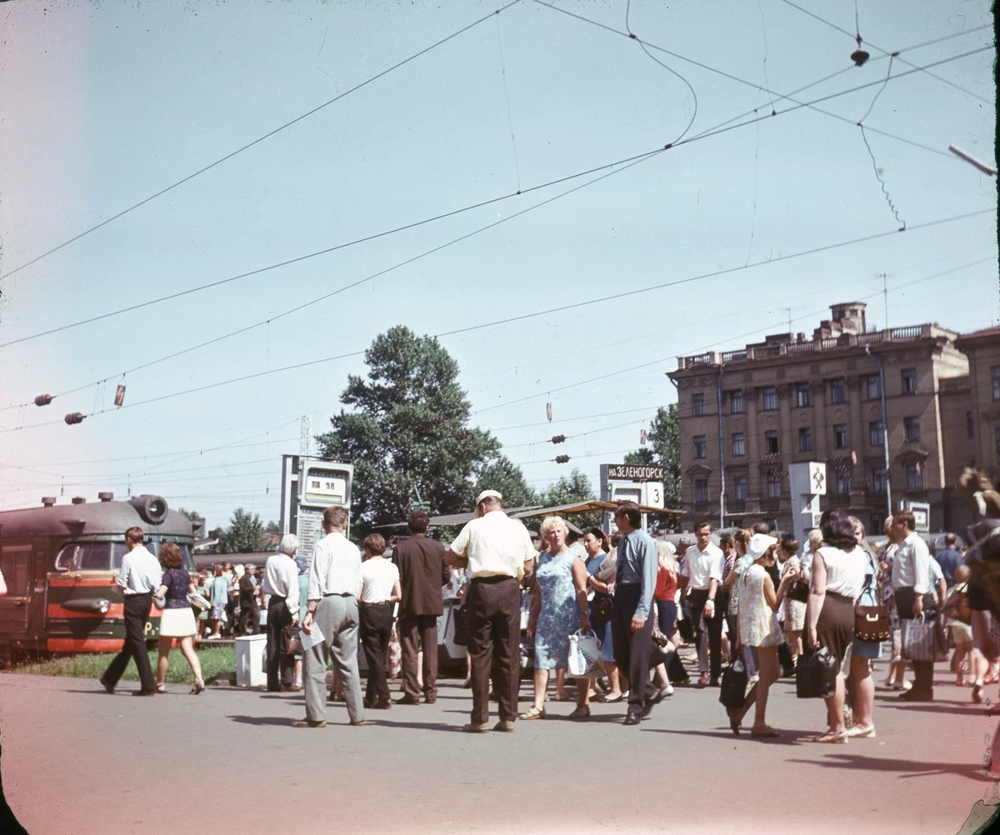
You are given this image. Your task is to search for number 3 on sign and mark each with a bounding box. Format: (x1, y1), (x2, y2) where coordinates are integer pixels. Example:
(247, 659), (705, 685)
(646, 484), (664, 509)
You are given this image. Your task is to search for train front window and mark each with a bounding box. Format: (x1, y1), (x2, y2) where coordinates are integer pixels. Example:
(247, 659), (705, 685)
(56, 543), (111, 571)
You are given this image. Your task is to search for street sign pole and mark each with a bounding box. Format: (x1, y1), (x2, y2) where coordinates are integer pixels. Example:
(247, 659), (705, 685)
(788, 462), (826, 555)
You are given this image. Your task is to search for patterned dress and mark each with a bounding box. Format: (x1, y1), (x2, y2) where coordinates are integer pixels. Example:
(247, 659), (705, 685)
(585, 552), (616, 664)
(738, 565), (783, 648)
(534, 550), (580, 670)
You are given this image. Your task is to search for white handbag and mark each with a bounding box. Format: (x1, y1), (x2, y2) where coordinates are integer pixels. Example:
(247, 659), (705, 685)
(567, 630), (605, 678)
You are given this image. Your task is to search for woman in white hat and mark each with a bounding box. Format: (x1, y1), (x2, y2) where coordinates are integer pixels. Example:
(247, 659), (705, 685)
(729, 531), (795, 737)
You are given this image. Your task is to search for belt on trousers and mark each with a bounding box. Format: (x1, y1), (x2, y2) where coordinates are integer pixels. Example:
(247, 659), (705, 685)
(269, 595), (286, 602)
(360, 601), (393, 607)
(470, 575), (516, 584)
(322, 592), (353, 597)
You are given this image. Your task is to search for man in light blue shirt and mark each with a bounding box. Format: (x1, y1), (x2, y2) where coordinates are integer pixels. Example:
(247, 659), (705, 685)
(611, 501), (661, 726)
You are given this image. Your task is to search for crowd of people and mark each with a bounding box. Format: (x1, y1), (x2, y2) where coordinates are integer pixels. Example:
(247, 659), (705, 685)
(95, 495), (994, 745)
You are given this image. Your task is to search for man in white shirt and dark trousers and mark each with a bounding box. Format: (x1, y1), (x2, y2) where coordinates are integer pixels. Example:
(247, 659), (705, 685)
(262, 534), (300, 692)
(448, 490), (536, 733)
(891, 509), (935, 701)
(100, 527), (162, 696)
(296, 506), (365, 728)
(679, 521), (725, 687)
(611, 502), (662, 726)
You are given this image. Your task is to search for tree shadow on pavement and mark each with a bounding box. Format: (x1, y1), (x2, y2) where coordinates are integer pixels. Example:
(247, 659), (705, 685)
(786, 753), (988, 780)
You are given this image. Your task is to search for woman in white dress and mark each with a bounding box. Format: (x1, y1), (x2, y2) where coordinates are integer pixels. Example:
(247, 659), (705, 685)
(730, 533), (795, 737)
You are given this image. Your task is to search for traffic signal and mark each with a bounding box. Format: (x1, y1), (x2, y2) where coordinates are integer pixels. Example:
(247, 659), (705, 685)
(555, 454), (570, 464)
(551, 435), (566, 444)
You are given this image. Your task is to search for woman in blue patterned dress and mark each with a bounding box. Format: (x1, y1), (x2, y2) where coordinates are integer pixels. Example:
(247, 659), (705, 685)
(583, 527), (626, 702)
(521, 517), (592, 720)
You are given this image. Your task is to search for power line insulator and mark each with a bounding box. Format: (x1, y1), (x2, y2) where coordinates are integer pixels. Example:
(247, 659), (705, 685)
(555, 454), (570, 464)
(551, 435), (566, 444)
(64, 412), (85, 425)
(34, 394), (53, 407)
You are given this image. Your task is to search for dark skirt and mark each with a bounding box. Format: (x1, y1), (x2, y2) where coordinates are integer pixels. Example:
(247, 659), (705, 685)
(815, 591), (854, 674)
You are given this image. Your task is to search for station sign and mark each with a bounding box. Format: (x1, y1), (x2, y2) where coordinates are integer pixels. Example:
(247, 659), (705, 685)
(605, 464), (666, 482)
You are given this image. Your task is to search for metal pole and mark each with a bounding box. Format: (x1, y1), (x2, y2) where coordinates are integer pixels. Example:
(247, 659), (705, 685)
(865, 346), (893, 518)
(717, 363), (726, 529)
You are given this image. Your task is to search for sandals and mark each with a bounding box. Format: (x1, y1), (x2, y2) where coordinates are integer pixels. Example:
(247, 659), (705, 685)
(815, 730), (849, 744)
(844, 724), (876, 738)
(155, 684), (167, 694)
(750, 726), (780, 739)
(598, 692), (625, 703)
(519, 706), (546, 720)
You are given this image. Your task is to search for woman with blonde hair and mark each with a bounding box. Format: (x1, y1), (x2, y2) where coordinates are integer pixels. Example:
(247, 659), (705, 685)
(652, 539), (679, 697)
(843, 516), (883, 738)
(522, 516), (592, 720)
(152, 543), (205, 694)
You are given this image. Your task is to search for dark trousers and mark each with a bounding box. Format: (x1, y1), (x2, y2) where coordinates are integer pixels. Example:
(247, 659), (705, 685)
(266, 596), (294, 691)
(686, 588), (723, 682)
(359, 602), (394, 705)
(103, 592), (156, 692)
(895, 586), (937, 694)
(656, 599), (679, 678)
(399, 614), (439, 700)
(612, 583), (657, 708)
(468, 576), (520, 724)
(239, 604), (260, 636)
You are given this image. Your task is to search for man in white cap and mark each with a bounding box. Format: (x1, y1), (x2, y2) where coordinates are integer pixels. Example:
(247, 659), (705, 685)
(448, 489), (536, 733)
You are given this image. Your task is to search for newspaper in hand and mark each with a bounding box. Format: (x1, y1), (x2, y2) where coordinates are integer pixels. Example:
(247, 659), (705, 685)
(300, 623), (325, 651)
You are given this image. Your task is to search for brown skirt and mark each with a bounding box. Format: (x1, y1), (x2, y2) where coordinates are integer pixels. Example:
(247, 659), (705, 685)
(815, 592), (854, 674)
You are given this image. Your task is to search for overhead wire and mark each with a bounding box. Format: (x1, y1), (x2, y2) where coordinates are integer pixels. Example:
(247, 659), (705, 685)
(0, 0), (527, 283)
(1, 39), (988, 358)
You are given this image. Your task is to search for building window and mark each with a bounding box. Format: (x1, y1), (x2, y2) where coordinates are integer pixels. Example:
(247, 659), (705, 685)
(692, 393), (704, 416)
(906, 462), (923, 490)
(694, 435), (707, 459)
(765, 430), (779, 455)
(968, 411), (975, 439)
(799, 427), (813, 452)
(695, 479), (709, 503)
(869, 420), (884, 447)
(762, 386), (777, 411)
(866, 374), (882, 401)
(872, 468), (888, 493)
(836, 472), (852, 494)
(733, 476), (748, 501)
(993, 367), (1000, 401)
(904, 416), (921, 441)
(902, 368), (917, 395)
(766, 472), (781, 498)
(796, 383), (812, 407)
(833, 424), (848, 449)
(730, 390), (744, 414)
(732, 433), (745, 457)
(830, 378), (846, 404)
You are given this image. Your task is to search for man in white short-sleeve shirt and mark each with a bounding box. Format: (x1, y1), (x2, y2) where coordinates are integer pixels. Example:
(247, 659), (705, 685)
(679, 521), (725, 686)
(448, 490), (535, 733)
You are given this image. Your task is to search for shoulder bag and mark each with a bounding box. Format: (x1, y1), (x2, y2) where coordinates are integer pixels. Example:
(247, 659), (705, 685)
(795, 647), (838, 699)
(590, 594), (613, 629)
(854, 560), (890, 642)
(943, 585), (972, 625)
(282, 625), (304, 655)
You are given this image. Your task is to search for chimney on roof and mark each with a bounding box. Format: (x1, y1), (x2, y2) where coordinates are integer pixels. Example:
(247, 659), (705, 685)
(71, 496), (86, 505)
(41, 497), (56, 507)
(98, 492), (113, 502)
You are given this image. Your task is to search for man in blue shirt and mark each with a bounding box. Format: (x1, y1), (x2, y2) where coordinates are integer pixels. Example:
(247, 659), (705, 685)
(611, 501), (662, 726)
(934, 533), (962, 585)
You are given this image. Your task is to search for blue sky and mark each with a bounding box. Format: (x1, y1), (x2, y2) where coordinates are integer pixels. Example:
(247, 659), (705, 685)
(0, 0), (995, 529)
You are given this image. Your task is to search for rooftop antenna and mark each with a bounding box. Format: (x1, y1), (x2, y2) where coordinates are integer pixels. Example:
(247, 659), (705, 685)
(876, 272), (888, 330)
(784, 306), (792, 334)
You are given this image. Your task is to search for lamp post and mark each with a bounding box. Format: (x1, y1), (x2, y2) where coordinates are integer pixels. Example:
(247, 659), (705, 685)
(865, 346), (893, 518)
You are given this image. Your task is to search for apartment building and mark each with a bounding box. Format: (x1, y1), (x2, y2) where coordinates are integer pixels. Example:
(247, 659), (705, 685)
(667, 302), (990, 535)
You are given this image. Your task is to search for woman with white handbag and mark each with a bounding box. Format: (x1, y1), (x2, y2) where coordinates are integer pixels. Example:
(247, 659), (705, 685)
(521, 517), (593, 721)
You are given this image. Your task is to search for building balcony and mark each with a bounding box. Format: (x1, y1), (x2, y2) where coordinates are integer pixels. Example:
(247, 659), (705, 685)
(760, 496), (781, 513)
(864, 489), (888, 508)
(828, 492), (851, 508)
(727, 499), (746, 514)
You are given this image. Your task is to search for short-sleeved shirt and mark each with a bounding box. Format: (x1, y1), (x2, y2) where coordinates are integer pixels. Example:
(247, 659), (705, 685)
(934, 548), (962, 584)
(359, 558), (400, 604)
(161, 568), (192, 609)
(450, 510), (536, 580)
(115, 545), (162, 595)
(679, 543), (724, 590)
(655, 564), (678, 602)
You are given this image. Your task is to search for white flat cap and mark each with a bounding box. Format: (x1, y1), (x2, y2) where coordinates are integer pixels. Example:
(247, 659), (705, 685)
(475, 489), (503, 504)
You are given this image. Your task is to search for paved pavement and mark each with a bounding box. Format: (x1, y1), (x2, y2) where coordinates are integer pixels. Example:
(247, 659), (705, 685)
(1, 660), (996, 835)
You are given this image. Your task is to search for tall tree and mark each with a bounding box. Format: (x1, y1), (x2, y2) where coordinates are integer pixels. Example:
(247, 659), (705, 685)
(316, 326), (507, 535)
(475, 455), (538, 510)
(219, 508), (267, 553)
(624, 404), (682, 531)
(540, 468), (600, 530)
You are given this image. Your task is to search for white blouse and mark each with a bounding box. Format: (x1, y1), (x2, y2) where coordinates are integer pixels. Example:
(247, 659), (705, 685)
(358, 557), (400, 604)
(817, 545), (867, 600)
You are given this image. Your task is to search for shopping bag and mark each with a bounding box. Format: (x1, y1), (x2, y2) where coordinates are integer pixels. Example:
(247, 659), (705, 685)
(719, 658), (748, 709)
(386, 624), (402, 679)
(901, 614), (942, 662)
(795, 647), (838, 699)
(567, 630), (604, 678)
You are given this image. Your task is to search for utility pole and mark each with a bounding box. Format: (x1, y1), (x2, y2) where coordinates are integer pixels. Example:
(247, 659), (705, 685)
(865, 346), (893, 518)
(300, 415), (312, 458)
(876, 272), (889, 331)
(784, 306), (792, 335)
(717, 364), (726, 530)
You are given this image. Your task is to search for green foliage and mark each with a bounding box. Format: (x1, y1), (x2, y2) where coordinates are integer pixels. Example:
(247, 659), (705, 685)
(317, 326), (512, 535)
(13, 646), (236, 684)
(265, 520), (280, 535)
(539, 468), (599, 531)
(218, 508), (267, 553)
(177, 507), (203, 521)
(475, 454), (538, 510)
(624, 404), (682, 531)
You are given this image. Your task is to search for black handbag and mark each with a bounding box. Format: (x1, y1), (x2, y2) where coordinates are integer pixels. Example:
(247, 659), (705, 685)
(591, 594), (613, 629)
(452, 604), (469, 647)
(282, 625), (303, 655)
(787, 580), (810, 603)
(719, 659), (748, 709)
(795, 647), (838, 699)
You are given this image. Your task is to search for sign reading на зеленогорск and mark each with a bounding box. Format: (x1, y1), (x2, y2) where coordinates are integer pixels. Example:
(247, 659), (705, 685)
(606, 464), (666, 482)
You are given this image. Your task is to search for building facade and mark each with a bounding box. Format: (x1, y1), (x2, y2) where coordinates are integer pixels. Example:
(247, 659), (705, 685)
(957, 325), (1000, 482)
(667, 303), (992, 536)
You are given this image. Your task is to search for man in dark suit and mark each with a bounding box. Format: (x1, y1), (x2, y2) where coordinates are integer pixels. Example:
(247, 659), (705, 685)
(394, 511), (450, 704)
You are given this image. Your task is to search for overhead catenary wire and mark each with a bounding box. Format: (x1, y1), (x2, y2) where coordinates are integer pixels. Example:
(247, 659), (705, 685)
(1, 207), (991, 435)
(0, 0), (527, 283)
(1, 40), (987, 356)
